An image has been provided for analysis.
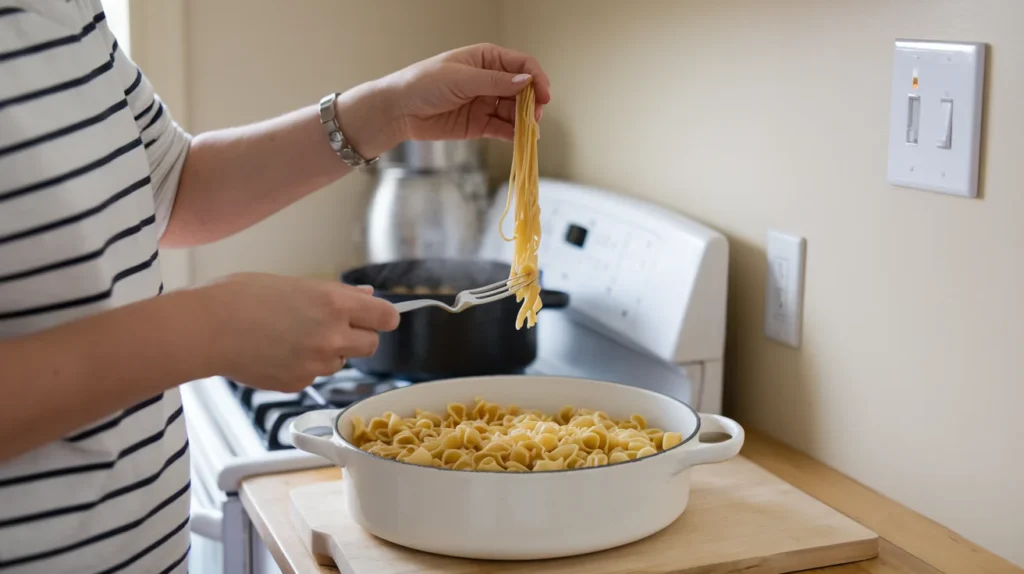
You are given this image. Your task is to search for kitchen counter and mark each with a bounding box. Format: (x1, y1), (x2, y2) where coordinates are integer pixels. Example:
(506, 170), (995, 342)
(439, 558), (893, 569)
(239, 429), (1019, 574)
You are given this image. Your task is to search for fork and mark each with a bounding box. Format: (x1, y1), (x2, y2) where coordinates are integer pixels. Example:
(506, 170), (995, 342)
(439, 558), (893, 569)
(392, 273), (535, 314)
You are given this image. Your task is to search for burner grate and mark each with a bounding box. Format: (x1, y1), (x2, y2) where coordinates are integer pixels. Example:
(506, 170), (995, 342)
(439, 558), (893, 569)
(225, 370), (413, 450)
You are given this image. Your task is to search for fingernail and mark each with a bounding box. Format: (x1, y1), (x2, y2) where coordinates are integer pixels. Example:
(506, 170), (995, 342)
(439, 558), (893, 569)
(357, 284), (375, 292)
(512, 73), (532, 84)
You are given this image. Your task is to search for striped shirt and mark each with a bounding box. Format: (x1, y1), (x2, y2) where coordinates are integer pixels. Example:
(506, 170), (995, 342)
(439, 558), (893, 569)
(1, 1), (192, 572)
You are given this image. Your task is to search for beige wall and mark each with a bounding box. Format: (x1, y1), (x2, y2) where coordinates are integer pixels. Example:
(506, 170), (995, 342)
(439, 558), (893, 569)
(159, 0), (501, 282)
(130, 1), (193, 290)
(499, 0), (1024, 566)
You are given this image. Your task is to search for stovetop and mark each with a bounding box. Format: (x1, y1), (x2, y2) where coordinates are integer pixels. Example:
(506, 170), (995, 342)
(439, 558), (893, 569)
(225, 369), (413, 450)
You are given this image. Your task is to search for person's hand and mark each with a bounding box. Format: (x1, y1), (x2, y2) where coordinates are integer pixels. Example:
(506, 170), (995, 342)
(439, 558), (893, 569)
(335, 43), (551, 158)
(385, 43), (552, 142)
(195, 273), (399, 392)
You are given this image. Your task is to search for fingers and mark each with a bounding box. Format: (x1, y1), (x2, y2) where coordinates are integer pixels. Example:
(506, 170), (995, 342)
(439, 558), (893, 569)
(453, 67), (536, 101)
(495, 98), (516, 124)
(334, 282), (375, 295)
(341, 292), (401, 332)
(318, 355), (346, 375)
(338, 327), (380, 357)
(471, 44), (552, 106)
(451, 45), (550, 123)
(483, 97), (539, 140)
(481, 116), (515, 141)
(486, 93), (542, 127)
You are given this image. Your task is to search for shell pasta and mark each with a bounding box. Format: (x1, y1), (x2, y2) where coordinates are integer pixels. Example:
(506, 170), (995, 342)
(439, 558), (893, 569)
(348, 398), (684, 472)
(499, 82), (543, 329)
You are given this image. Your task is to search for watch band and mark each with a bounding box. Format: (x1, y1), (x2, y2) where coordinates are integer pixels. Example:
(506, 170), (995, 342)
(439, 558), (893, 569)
(318, 92), (379, 168)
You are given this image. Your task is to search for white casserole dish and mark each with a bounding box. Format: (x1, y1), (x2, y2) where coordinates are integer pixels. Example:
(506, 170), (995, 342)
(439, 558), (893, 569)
(289, 375), (744, 560)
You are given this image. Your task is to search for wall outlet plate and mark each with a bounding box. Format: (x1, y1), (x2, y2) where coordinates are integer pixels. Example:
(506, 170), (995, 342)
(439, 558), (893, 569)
(886, 39), (986, 198)
(764, 230), (806, 348)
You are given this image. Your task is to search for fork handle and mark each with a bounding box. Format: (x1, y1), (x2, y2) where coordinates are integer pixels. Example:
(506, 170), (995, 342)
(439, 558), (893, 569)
(393, 299), (446, 314)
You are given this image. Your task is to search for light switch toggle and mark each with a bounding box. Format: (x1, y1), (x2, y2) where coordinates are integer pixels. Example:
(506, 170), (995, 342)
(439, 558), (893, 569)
(906, 94), (921, 144)
(937, 98), (953, 149)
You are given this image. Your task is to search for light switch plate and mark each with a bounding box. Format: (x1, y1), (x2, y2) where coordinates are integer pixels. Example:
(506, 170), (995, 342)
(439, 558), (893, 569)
(886, 39), (986, 198)
(764, 230), (805, 349)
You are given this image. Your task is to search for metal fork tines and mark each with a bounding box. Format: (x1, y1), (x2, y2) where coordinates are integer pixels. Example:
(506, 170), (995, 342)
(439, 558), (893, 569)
(392, 273), (535, 315)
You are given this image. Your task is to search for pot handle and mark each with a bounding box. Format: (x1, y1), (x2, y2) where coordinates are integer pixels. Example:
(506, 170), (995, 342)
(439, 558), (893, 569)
(540, 290), (571, 309)
(670, 413), (745, 477)
(290, 409), (347, 467)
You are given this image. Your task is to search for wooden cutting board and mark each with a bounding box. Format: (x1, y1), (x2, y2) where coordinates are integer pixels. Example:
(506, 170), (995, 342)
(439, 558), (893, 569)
(289, 455), (878, 574)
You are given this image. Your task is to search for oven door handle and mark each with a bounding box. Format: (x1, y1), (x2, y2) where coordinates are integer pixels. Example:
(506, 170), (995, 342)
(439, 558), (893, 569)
(188, 437), (225, 542)
(190, 504), (224, 541)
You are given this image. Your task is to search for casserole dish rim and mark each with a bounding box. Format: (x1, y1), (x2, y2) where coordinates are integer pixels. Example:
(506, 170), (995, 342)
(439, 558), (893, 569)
(326, 374), (704, 476)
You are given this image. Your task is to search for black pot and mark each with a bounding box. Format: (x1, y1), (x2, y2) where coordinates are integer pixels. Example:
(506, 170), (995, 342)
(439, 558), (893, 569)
(340, 258), (570, 381)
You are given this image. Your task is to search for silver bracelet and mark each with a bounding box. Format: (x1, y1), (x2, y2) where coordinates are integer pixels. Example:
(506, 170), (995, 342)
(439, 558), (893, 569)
(318, 92), (379, 168)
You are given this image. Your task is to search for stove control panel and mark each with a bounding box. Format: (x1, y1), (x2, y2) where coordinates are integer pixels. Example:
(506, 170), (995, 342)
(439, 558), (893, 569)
(480, 178), (728, 364)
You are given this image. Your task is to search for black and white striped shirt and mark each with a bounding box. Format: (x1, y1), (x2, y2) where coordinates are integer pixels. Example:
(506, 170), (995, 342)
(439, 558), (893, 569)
(1, 1), (191, 572)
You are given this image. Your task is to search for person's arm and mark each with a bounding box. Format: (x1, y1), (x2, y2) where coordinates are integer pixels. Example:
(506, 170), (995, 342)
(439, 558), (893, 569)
(159, 84), (396, 247)
(159, 43), (551, 248)
(0, 290), (213, 461)
(0, 273), (400, 463)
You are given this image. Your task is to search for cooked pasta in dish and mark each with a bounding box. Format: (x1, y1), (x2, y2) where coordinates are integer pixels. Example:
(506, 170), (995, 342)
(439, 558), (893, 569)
(348, 398), (684, 472)
(499, 82), (543, 330)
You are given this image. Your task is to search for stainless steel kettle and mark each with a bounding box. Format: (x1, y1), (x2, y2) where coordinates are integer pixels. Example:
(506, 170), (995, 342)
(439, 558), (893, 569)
(365, 140), (490, 264)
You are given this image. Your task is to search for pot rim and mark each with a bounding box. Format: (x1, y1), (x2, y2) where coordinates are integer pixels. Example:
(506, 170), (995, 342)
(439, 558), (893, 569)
(329, 375), (702, 476)
(366, 287), (569, 302)
(339, 258), (570, 309)
(340, 257), (509, 280)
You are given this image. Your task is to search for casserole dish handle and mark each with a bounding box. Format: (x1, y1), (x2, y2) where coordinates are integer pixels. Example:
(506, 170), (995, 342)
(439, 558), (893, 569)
(670, 413), (745, 477)
(290, 409), (347, 467)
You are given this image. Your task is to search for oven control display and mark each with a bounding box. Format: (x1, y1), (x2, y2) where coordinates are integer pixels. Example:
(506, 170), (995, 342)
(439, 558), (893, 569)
(564, 223), (588, 248)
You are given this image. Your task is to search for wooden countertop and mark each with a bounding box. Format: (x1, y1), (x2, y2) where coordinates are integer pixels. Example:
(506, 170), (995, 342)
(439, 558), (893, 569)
(240, 429), (1020, 574)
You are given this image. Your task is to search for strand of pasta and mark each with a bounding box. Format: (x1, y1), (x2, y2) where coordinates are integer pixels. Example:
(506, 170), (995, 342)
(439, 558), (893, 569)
(499, 83), (543, 329)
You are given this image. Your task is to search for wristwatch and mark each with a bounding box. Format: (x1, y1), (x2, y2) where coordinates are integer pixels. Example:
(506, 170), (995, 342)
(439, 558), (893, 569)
(318, 92), (379, 168)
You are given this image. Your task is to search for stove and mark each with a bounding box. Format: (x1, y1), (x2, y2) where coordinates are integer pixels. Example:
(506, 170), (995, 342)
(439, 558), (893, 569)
(180, 177), (730, 574)
(223, 371), (412, 451)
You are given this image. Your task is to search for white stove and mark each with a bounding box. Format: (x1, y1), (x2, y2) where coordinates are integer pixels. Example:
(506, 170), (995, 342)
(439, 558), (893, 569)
(180, 178), (729, 574)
